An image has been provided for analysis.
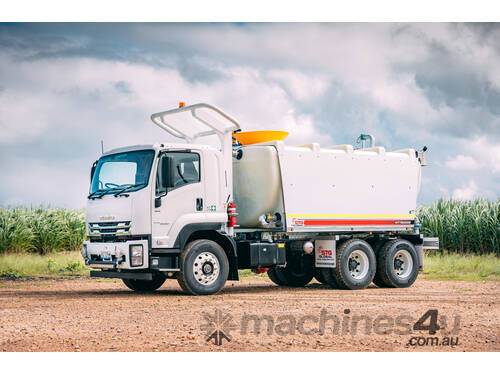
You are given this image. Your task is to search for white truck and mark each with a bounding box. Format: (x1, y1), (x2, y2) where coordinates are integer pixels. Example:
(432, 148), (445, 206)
(82, 103), (438, 295)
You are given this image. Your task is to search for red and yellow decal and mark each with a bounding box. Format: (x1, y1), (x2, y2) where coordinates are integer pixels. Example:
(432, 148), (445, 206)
(289, 215), (414, 227)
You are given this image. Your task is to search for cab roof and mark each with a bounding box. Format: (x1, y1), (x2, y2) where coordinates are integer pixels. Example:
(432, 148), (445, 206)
(102, 143), (217, 157)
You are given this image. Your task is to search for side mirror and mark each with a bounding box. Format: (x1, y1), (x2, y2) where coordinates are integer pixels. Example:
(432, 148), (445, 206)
(155, 155), (176, 208)
(90, 161), (98, 183)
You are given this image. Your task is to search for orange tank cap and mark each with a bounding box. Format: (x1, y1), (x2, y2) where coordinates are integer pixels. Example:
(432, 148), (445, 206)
(232, 130), (289, 145)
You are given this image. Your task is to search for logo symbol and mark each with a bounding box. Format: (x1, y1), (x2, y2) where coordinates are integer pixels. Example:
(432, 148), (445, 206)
(201, 309), (237, 346)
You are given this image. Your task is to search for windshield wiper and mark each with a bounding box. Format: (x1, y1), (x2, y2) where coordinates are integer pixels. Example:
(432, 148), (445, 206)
(113, 183), (146, 197)
(88, 189), (108, 199)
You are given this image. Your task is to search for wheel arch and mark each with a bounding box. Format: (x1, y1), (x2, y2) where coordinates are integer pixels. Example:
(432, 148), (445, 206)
(175, 224), (239, 281)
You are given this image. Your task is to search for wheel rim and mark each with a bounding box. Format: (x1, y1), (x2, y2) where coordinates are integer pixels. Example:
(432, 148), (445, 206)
(393, 249), (413, 279)
(348, 250), (369, 280)
(192, 251), (220, 285)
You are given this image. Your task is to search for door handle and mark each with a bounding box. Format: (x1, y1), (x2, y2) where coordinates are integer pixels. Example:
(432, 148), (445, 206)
(196, 198), (203, 211)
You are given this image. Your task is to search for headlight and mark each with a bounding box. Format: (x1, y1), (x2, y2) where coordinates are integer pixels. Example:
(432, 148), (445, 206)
(129, 244), (143, 267)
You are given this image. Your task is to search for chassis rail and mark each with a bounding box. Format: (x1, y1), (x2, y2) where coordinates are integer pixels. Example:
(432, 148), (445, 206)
(90, 270), (153, 280)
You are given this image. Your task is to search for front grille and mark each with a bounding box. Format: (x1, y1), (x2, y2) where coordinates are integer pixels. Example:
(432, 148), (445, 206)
(88, 221), (131, 237)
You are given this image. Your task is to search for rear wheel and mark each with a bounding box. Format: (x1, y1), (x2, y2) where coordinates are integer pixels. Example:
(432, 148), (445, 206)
(374, 239), (418, 288)
(177, 239), (229, 295)
(275, 254), (314, 287)
(320, 267), (339, 288)
(314, 268), (327, 284)
(332, 239), (376, 290)
(267, 267), (288, 286)
(371, 239), (389, 287)
(122, 273), (166, 291)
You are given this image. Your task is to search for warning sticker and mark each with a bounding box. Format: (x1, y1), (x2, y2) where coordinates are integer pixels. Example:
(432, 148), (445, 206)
(315, 239), (336, 268)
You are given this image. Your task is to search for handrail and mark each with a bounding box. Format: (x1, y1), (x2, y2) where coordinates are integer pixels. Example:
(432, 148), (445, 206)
(150, 103), (241, 142)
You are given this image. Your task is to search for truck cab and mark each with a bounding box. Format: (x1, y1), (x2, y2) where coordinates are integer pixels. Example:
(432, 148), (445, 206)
(83, 104), (241, 295)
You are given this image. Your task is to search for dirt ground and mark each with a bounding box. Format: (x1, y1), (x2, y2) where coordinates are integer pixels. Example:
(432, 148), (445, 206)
(0, 277), (498, 352)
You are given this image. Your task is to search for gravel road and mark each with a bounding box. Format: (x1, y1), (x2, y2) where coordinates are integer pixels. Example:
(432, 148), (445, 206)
(0, 277), (498, 351)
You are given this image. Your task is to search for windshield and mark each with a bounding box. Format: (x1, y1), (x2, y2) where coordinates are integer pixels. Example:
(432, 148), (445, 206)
(90, 150), (155, 195)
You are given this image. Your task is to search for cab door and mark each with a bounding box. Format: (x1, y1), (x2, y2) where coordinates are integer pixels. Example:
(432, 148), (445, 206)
(152, 151), (205, 248)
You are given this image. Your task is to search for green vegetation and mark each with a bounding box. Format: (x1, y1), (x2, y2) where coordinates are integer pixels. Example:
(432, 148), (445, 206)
(421, 252), (500, 281)
(417, 198), (499, 255)
(0, 207), (85, 254)
(0, 252), (88, 278)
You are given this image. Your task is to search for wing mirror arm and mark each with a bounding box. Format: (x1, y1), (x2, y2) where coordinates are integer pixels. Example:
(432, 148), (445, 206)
(154, 195), (164, 208)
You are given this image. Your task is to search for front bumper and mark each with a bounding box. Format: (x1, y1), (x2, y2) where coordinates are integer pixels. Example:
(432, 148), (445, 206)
(82, 239), (149, 270)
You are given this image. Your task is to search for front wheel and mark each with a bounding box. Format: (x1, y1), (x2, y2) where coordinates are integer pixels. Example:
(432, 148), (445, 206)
(122, 273), (166, 291)
(177, 239), (229, 295)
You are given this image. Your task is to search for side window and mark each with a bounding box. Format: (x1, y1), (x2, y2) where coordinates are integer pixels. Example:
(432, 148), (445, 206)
(156, 152), (200, 195)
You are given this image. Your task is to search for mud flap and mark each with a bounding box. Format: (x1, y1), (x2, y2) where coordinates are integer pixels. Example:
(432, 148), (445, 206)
(314, 237), (337, 268)
(415, 244), (424, 270)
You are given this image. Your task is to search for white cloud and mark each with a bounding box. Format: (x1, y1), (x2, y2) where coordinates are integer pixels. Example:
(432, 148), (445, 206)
(438, 185), (449, 196)
(444, 136), (500, 176)
(452, 180), (478, 200)
(267, 69), (329, 102)
(0, 56), (331, 148)
(137, 23), (468, 128)
(467, 136), (500, 174)
(445, 154), (480, 170)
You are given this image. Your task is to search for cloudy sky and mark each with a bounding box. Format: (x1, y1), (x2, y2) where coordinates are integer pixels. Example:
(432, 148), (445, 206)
(0, 23), (499, 208)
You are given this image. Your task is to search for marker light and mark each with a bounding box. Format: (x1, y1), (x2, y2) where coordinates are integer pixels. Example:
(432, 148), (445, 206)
(179, 102), (185, 108)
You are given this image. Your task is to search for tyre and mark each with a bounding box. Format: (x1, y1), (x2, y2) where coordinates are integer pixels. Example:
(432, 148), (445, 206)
(267, 267), (288, 286)
(122, 273), (166, 291)
(374, 239), (419, 288)
(371, 239), (389, 287)
(275, 254), (314, 287)
(177, 239), (229, 295)
(319, 267), (339, 288)
(332, 239), (376, 290)
(314, 268), (327, 284)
